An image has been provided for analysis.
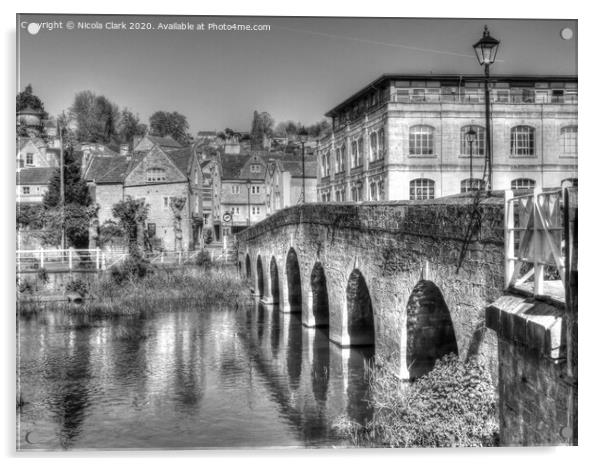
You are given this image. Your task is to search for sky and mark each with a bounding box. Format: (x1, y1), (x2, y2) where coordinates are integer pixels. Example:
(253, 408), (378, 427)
(16, 15), (577, 134)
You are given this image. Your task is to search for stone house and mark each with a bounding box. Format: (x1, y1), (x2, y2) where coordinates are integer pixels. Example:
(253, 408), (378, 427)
(264, 156), (318, 215)
(84, 143), (204, 251)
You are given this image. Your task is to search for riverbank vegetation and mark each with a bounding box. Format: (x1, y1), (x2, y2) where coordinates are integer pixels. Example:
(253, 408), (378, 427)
(18, 257), (250, 316)
(333, 354), (499, 447)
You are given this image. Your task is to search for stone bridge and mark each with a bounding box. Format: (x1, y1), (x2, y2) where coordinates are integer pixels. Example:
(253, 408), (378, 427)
(236, 195), (506, 380)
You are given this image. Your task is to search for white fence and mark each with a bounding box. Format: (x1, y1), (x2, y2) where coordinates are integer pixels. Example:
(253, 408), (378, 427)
(504, 188), (569, 300)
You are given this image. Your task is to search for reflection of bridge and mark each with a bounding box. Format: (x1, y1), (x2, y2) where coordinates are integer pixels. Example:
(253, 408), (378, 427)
(235, 303), (373, 446)
(236, 190), (577, 446)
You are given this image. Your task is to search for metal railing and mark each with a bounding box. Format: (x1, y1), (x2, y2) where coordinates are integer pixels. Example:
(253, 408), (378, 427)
(16, 248), (108, 272)
(504, 188), (571, 300)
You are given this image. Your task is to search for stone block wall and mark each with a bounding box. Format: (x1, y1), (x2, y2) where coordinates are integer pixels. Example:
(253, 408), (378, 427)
(486, 294), (572, 445)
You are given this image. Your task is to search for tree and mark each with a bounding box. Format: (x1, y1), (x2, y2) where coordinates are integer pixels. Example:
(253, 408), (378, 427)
(16, 84), (47, 115)
(70, 90), (119, 143)
(43, 146), (91, 208)
(117, 108), (147, 145)
(250, 110), (274, 148)
(41, 145), (94, 248)
(112, 197), (149, 256)
(149, 111), (191, 145)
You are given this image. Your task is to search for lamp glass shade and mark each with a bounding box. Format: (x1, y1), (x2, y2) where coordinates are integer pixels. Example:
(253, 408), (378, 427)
(473, 26), (500, 66)
(465, 127), (477, 143)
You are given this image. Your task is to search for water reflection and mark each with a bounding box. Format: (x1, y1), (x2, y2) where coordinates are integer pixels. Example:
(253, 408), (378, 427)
(18, 302), (373, 450)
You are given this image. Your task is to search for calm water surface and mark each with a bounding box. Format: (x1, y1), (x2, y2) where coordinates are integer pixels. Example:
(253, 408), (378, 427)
(17, 303), (374, 450)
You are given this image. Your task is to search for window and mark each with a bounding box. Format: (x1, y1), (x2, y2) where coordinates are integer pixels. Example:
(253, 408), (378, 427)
(511, 178), (536, 190)
(370, 132), (378, 161)
(231, 185), (240, 194)
(250, 164), (261, 173)
(195, 195), (200, 214)
(251, 185), (260, 194)
(252, 206), (261, 215)
(460, 178), (485, 193)
(495, 90), (509, 103)
(351, 141), (359, 168)
(410, 178), (435, 200)
(351, 184), (362, 202)
(510, 126), (535, 156)
(561, 126), (577, 156)
(147, 167), (166, 182)
(461, 126), (485, 156)
(234, 207), (240, 215)
(358, 138), (364, 166)
(147, 223), (156, 238)
(194, 170), (198, 185)
(25, 153), (34, 165)
(378, 180), (385, 200)
(370, 181), (378, 201)
(22, 186), (30, 195)
(409, 125), (434, 156)
(321, 151), (331, 177)
(412, 88), (426, 102)
(340, 144), (346, 172)
(377, 128), (385, 159)
(163, 196), (173, 210)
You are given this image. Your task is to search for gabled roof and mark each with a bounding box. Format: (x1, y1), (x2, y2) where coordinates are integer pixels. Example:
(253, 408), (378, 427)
(84, 156), (131, 183)
(17, 137), (46, 152)
(221, 154), (253, 179)
(146, 135), (182, 149)
(166, 147), (194, 177)
(16, 167), (56, 185)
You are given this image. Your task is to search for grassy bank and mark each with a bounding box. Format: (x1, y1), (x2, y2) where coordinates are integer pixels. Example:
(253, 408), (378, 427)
(333, 353), (499, 448)
(18, 262), (251, 317)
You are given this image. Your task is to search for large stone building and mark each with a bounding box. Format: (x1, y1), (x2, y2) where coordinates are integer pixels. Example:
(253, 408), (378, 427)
(316, 74), (578, 202)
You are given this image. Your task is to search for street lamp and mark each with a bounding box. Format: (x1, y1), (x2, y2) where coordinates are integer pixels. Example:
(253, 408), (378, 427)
(465, 126), (477, 191)
(246, 178), (251, 227)
(473, 25), (500, 194)
(298, 127), (309, 203)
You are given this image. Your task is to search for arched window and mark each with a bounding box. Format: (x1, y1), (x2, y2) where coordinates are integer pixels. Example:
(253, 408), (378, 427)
(370, 132), (378, 161)
(351, 140), (359, 168)
(146, 167), (166, 182)
(511, 178), (536, 190)
(409, 125), (434, 156)
(410, 178), (435, 200)
(377, 128), (386, 159)
(460, 126), (485, 156)
(460, 178), (485, 193)
(510, 126), (535, 156)
(561, 126), (577, 156)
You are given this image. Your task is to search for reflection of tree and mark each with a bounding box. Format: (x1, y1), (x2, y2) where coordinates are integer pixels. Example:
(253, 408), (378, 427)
(286, 314), (302, 391)
(46, 320), (94, 449)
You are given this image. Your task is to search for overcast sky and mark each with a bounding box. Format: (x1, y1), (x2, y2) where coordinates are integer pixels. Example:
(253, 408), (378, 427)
(17, 15), (577, 134)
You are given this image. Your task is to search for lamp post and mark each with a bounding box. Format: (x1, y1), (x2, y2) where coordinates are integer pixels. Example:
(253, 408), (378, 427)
(465, 126), (477, 191)
(473, 25), (500, 194)
(298, 127), (309, 203)
(246, 179), (251, 227)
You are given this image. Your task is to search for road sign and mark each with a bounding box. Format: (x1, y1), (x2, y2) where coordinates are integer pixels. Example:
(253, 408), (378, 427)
(222, 212), (232, 223)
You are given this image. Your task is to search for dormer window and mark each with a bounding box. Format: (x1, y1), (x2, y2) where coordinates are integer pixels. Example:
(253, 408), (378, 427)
(250, 164), (261, 173)
(147, 167), (166, 182)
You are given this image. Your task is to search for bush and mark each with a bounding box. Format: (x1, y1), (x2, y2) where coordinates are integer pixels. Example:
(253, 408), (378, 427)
(109, 255), (153, 284)
(65, 278), (89, 296)
(37, 267), (49, 284)
(17, 278), (34, 294)
(335, 353), (499, 447)
(195, 250), (212, 267)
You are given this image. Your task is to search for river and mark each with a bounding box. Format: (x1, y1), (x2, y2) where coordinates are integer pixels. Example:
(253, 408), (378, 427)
(17, 302), (374, 450)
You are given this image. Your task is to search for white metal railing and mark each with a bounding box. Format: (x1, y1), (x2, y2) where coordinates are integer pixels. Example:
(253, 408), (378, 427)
(148, 250), (202, 265)
(16, 248), (107, 272)
(504, 188), (566, 297)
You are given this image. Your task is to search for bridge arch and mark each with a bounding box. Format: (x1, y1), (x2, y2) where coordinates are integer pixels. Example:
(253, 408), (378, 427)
(269, 256), (280, 305)
(256, 255), (265, 298)
(406, 280), (458, 380)
(285, 248), (302, 313)
(310, 262), (329, 328)
(345, 269), (375, 346)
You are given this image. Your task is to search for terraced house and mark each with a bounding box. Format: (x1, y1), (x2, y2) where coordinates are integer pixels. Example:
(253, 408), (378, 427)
(316, 73), (578, 202)
(84, 141), (204, 251)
